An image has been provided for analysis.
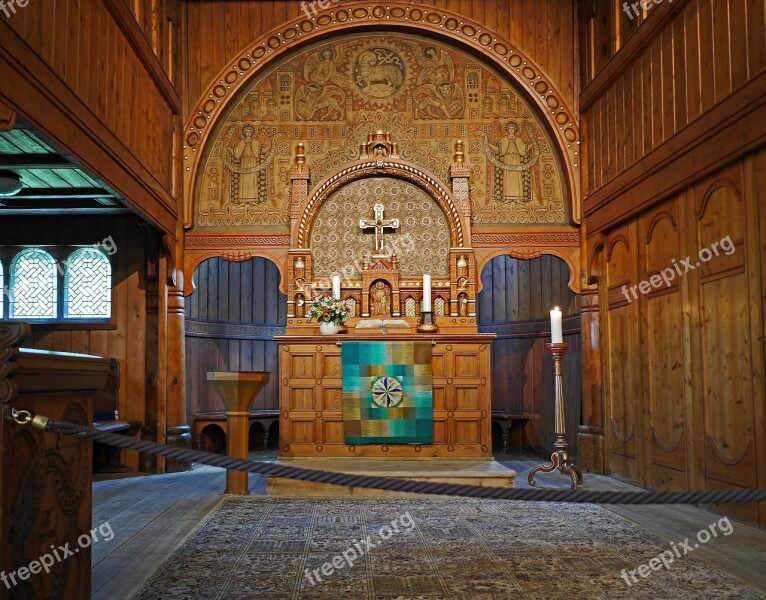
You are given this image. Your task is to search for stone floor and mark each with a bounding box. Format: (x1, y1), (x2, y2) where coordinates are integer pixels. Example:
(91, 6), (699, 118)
(91, 453), (766, 599)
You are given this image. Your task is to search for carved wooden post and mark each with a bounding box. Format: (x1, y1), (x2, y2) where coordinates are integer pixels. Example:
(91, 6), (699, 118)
(288, 143), (311, 318)
(578, 287), (604, 473)
(164, 235), (191, 472)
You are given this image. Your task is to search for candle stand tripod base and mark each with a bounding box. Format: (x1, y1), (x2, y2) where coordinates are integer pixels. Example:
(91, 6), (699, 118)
(528, 343), (584, 490)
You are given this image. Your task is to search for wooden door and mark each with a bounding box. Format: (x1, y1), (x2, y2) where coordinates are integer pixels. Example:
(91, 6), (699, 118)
(637, 198), (692, 490)
(602, 222), (644, 483)
(689, 161), (765, 525)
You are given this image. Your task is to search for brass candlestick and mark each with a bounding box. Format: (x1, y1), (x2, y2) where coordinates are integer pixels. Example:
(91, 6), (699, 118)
(528, 342), (583, 490)
(416, 311), (438, 333)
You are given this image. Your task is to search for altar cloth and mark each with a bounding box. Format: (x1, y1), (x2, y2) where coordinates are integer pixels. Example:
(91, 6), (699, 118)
(342, 341), (433, 444)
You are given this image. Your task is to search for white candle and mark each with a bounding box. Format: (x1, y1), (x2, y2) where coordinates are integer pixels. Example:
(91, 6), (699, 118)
(332, 275), (341, 300)
(422, 274), (432, 312)
(550, 307), (563, 343)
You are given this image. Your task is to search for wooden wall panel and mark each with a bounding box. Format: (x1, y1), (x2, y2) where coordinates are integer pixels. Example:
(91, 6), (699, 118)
(477, 254), (581, 457)
(596, 152), (766, 527)
(0, 216), (149, 470)
(182, 0), (578, 120)
(185, 256), (287, 418)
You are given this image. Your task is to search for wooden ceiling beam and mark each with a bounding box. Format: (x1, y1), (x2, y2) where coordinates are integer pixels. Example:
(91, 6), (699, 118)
(12, 187), (116, 200)
(0, 155), (78, 169)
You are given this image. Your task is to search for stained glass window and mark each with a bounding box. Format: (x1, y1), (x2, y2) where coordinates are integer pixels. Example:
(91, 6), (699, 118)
(64, 248), (111, 319)
(10, 249), (58, 319)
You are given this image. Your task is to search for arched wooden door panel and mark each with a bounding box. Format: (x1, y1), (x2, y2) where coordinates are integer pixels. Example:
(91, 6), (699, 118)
(185, 257), (287, 420)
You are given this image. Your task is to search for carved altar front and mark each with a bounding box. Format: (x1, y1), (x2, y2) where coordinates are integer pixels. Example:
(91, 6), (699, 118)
(276, 333), (494, 458)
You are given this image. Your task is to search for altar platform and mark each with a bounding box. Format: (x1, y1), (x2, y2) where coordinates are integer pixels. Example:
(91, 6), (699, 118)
(266, 458), (516, 497)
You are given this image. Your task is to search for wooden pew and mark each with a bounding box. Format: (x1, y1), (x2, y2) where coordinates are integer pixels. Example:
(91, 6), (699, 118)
(91, 359), (142, 472)
(0, 323), (111, 600)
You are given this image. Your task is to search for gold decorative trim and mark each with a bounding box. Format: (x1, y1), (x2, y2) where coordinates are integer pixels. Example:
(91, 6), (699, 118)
(471, 232), (579, 245)
(186, 235), (290, 248)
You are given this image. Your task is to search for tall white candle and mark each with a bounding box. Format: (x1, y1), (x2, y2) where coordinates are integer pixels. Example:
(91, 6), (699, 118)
(550, 306), (563, 343)
(332, 275), (341, 300)
(422, 274), (432, 312)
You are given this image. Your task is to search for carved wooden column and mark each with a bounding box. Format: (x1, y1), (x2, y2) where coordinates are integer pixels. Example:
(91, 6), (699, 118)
(141, 225), (162, 471)
(288, 143), (311, 318)
(164, 235), (191, 472)
(449, 140), (476, 317)
(577, 287), (604, 473)
(450, 139), (472, 243)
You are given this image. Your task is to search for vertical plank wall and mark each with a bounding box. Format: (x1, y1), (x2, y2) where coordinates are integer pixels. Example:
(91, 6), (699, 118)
(477, 255), (581, 457)
(185, 257), (287, 419)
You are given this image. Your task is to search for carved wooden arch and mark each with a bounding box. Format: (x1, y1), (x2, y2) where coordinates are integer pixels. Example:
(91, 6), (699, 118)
(182, 1), (581, 228)
(475, 248), (581, 294)
(295, 159), (465, 249)
(185, 250), (288, 296)
(696, 177), (742, 219)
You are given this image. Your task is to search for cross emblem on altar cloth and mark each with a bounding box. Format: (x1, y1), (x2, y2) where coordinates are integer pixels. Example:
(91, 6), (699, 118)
(359, 203), (400, 256)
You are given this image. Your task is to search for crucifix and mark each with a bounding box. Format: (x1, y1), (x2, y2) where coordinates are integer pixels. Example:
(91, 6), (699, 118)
(359, 202), (399, 256)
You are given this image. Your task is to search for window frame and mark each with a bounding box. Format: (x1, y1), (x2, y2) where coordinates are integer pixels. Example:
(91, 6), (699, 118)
(0, 245), (116, 328)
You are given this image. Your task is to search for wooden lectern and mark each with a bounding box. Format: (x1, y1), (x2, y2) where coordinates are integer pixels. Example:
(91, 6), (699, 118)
(206, 371), (270, 494)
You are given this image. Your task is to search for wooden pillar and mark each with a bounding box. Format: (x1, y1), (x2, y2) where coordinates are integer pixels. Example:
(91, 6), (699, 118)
(577, 287), (604, 473)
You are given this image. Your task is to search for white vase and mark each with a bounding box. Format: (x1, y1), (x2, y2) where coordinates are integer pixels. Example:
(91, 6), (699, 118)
(319, 322), (340, 335)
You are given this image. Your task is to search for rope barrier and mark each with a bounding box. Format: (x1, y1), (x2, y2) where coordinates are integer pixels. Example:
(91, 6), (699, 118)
(13, 412), (766, 505)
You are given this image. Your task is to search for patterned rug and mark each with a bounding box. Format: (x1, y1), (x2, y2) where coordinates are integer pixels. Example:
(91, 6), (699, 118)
(131, 497), (763, 600)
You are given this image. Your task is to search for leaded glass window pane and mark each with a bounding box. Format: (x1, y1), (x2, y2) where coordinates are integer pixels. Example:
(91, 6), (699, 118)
(64, 248), (111, 319)
(10, 249), (58, 319)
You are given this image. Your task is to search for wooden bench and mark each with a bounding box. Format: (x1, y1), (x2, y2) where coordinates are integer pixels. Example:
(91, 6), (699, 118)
(92, 359), (142, 471)
(492, 411), (532, 454)
(193, 410), (279, 453)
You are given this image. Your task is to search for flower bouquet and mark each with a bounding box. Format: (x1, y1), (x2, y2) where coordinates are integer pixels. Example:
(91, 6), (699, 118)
(307, 296), (349, 334)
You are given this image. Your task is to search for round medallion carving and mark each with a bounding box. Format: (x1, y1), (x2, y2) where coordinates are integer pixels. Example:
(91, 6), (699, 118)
(352, 47), (407, 99)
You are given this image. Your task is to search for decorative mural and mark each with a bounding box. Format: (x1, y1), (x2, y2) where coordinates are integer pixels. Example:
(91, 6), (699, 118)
(195, 33), (567, 232)
(311, 178), (450, 279)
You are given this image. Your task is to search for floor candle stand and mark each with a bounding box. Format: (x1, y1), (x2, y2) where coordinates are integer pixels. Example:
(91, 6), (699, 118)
(528, 342), (583, 490)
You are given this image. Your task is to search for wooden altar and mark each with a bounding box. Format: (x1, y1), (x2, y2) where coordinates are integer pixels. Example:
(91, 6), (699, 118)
(276, 333), (494, 458)
(276, 131), (496, 460)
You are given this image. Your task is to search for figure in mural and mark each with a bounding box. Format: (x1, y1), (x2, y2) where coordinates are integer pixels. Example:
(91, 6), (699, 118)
(412, 45), (464, 119)
(370, 280), (391, 316)
(295, 48), (345, 120)
(230, 124), (262, 203)
(485, 121), (540, 203)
